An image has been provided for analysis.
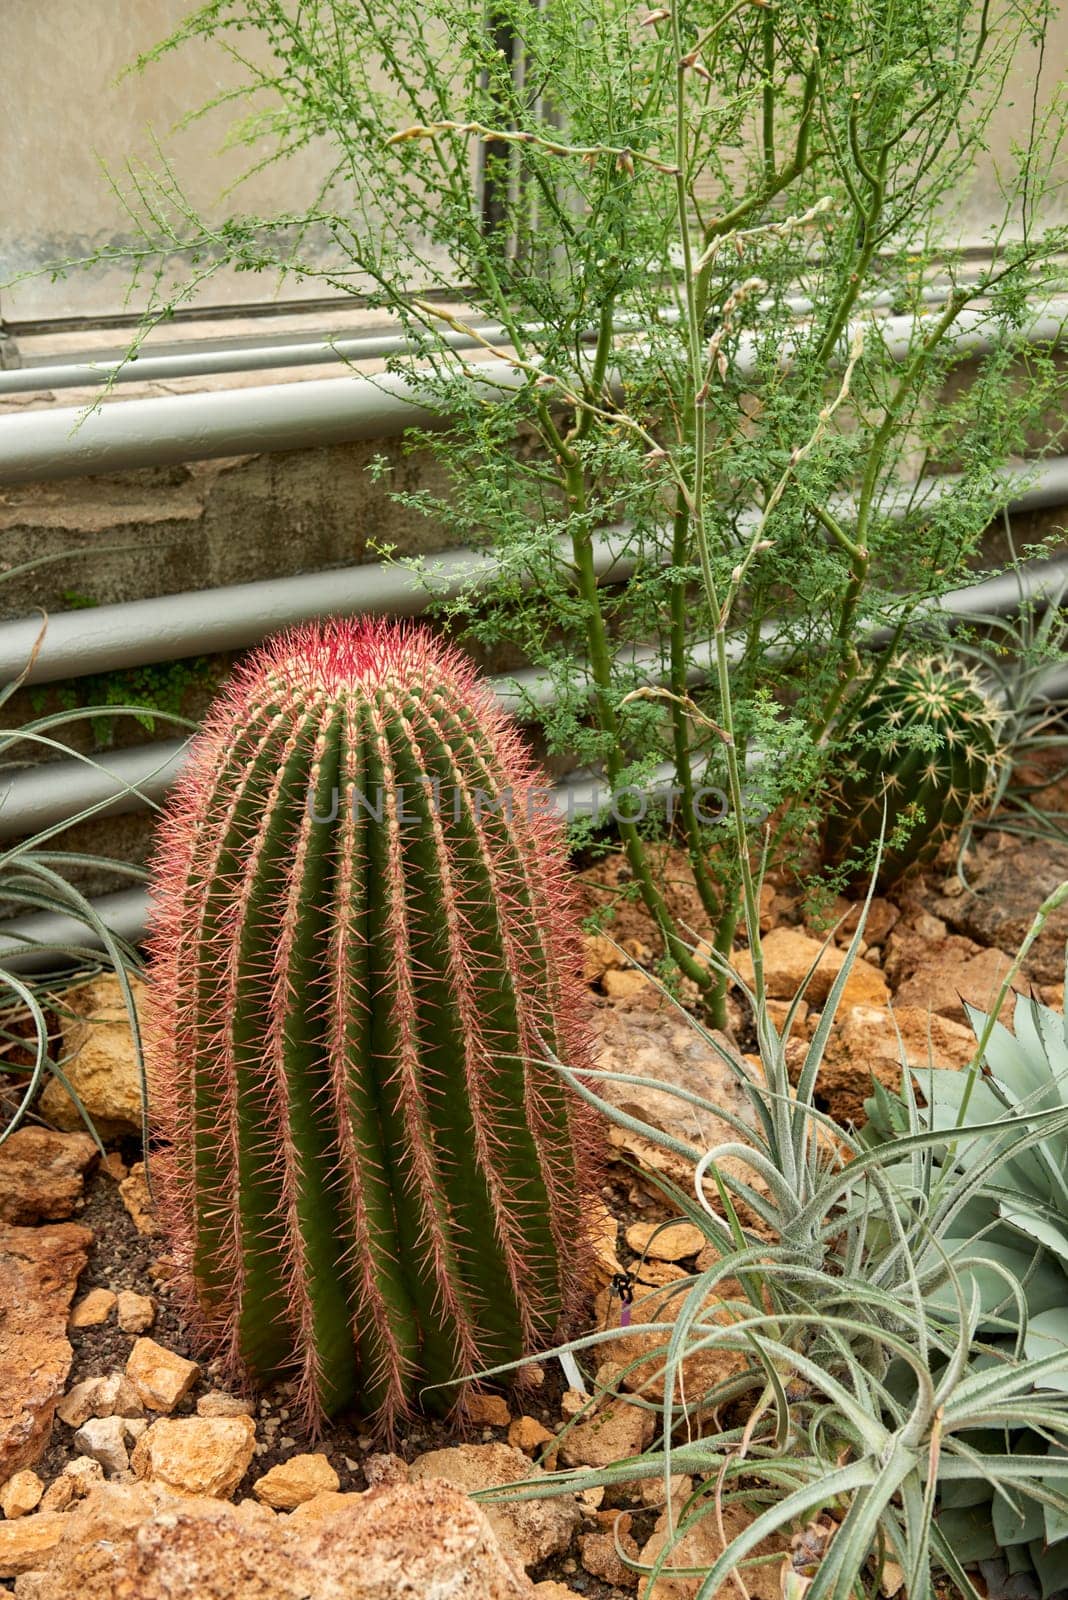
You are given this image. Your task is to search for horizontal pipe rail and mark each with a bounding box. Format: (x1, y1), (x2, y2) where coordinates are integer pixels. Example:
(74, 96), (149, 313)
(6, 628), (1067, 970)
(0, 741), (187, 839)
(0, 526), (637, 688)
(2, 549), (1065, 847)
(0, 282), (969, 395)
(3, 452), (1067, 690)
(0, 754), (685, 971)
(0, 367), (467, 484)
(0, 320), (519, 395)
(0, 302), (1065, 484)
(0, 887), (148, 972)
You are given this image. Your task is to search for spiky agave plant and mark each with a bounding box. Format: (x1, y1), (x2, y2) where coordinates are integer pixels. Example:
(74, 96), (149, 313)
(865, 976), (1068, 1594)
(506, 900), (1068, 1600)
(824, 654), (1004, 884)
(146, 619), (596, 1431)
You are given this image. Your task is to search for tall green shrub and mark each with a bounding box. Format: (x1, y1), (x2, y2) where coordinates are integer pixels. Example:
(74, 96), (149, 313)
(95, 0), (1068, 1021)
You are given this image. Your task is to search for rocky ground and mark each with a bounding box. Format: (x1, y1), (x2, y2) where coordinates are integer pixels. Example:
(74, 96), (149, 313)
(1, 826), (1066, 1598)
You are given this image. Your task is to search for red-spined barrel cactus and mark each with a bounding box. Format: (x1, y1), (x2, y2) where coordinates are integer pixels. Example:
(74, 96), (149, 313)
(146, 620), (595, 1432)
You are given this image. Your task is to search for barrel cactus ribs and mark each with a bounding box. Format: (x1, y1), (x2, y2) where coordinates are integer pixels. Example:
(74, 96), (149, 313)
(145, 620), (596, 1432)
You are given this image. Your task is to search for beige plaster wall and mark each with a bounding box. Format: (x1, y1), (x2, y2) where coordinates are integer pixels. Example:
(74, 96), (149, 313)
(3, 1), (1066, 326)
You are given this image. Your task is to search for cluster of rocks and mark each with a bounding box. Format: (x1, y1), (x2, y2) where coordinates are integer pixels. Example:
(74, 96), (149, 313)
(0, 1078), (750, 1598)
(5, 834), (1061, 1599)
(584, 832), (1067, 1129)
(0, 1302), (743, 1599)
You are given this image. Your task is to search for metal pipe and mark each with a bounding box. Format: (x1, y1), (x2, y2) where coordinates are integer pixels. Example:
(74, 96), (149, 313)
(3, 549), (1065, 846)
(0, 281), (965, 395)
(0, 740), (186, 838)
(1, 301), (1064, 484)
(0, 363), (524, 484)
(6, 590), (1066, 970)
(3, 447), (1066, 690)
(0, 888), (148, 973)
(0, 525), (637, 688)
(0, 756), (671, 970)
(0, 321), (518, 395)
(8, 444), (1068, 694)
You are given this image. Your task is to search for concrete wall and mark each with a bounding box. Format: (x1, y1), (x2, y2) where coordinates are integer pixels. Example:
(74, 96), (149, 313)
(0, 437), (460, 614)
(3, 0), (1066, 325)
(1, 0), (456, 324)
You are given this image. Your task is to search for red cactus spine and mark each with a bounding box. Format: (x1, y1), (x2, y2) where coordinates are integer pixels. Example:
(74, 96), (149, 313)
(145, 620), (596, 1432)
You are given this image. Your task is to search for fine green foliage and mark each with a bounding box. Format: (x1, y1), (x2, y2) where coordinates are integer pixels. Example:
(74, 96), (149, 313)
(823, 654), (1005, 884)
(145, 620), (595, 1432)
(64, 0), (1068, 1024)
(30, 654), (222, 748)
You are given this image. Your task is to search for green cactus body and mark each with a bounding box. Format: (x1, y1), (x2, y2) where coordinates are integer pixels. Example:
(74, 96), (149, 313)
(824, 654), (1004, 884)
(146, 621), (595, 1432)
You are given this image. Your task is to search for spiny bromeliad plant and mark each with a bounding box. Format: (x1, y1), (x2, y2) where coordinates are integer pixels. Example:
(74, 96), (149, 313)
(863, 918), (1068, 1593)
(146, 619), (596, 1431)
(824, 654), (1004, 884)
(477, 888), (1068, 1599)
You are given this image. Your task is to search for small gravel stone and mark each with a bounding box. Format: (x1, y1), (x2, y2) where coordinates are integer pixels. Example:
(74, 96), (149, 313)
(131, 1414), (257, 1499)
(466, 1393), (512, 1428)
(72, 1414), (130, 1476)
(409, 1442), (580, 1569)
(118, 1162), (162, 1237)
(363, 1452), (410, 1488)
(0, 1469), (43, 1519)
(0, 1509), (66, 1576)
(508, 1415), (557, 1462)
(115, 1289), (155, 1333)
(580, 1523), (640, 1588)
(125, 1337), (199, 1413)
(639, 1472), (692, 1507)
(252, 1452), (340, 1509)
(38, 1456), (104, 1512)
(56, 1378), (107, 1430)
(287, 1489), (364, 1523)
(197, 1390), (254, 1418)
(56, 1372), (144, 1428)
(625, 1219), (705, 1262)
(69, 1287), (116, 1328)
(0, 1129), (98, 1226)
(558, 1401), (654, 1470)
